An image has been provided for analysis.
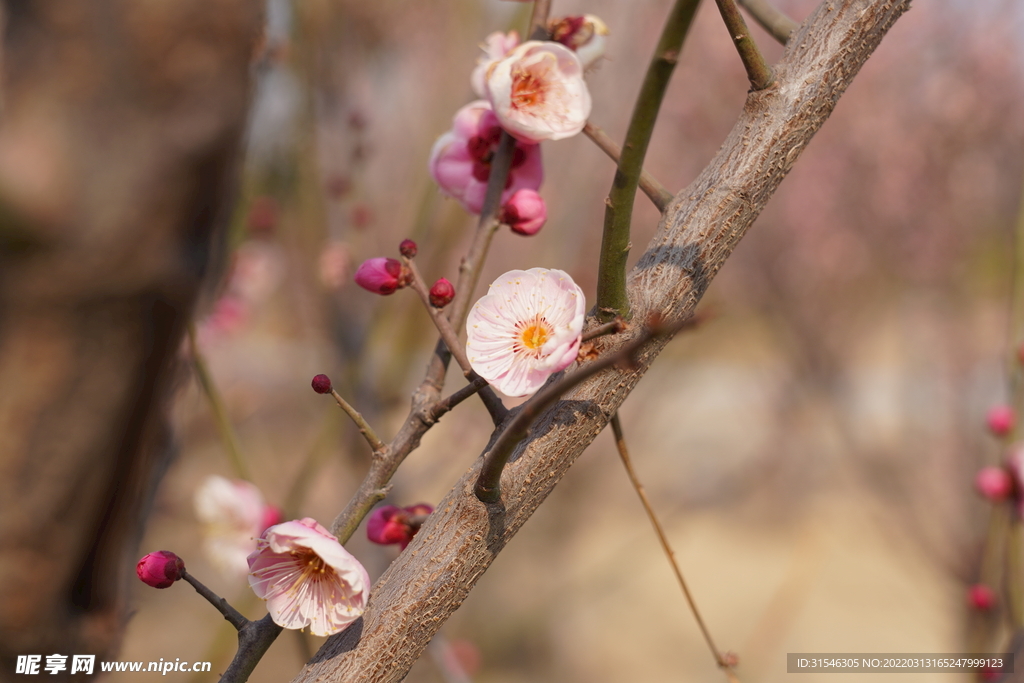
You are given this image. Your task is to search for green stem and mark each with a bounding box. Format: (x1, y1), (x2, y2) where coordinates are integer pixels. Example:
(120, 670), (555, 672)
(736, 0), (798, 45)
(715, 0), (774, 90)
(187, 322), (252, 481)
(595, 0), (701, 322)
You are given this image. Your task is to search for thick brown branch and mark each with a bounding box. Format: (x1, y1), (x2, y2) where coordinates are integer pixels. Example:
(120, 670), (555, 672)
(292, 1), (911, 681)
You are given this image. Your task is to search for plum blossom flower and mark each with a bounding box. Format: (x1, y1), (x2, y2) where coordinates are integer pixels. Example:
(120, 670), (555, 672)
(366, 503), (434, 549)
(194, 475), (279, 579)
(471, 31), (520, 98)
(550, 15), (610, 70)
(248, 518), (370, 636)
(429, 100), (543, 214)
(136, 551), (185, 589)
(466, 268), (585, 397)
(485, 41), (592, 143)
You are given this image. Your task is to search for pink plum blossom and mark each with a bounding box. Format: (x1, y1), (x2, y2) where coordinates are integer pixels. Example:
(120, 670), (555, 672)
(428, 100), (543, 214)
(550, 14), (610, 70)
(136, 551), (185, 589)
(366, 503), (434, 549)
(485, 41), (592, 143)
(466, 268), (585, 397)
(194, 475), (278, 579)
(501, 189), (547, 235)
(968, 583), (996, 611)
(354, 257), (406, 295)
(248, 518), (370, 636)
(471, 31), (520, 98)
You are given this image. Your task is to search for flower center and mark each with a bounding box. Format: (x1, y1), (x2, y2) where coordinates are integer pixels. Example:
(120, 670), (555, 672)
(513, 315), (553, 358)
(297, 549), (330, 582)
(510, 64), (549, 110)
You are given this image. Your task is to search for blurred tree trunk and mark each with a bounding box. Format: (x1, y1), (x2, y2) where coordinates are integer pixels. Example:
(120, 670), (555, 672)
(0, 0), (262, 669)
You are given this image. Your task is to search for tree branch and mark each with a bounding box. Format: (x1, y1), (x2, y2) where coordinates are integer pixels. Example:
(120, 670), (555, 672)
(292, 1), (911, 681)
(737, 0), (799, 45)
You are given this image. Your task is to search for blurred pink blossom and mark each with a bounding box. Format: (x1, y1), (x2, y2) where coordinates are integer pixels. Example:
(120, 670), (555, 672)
(466, 268), (585, 397)
(974, 466), (1013, 502)
(318, 241), (351, 291)
(366, 503), (434, 549)
(248, 518), (369, 636)
(428, 100), (543, 214)
(194, 475), (278, 579)
(986, 405), (1015, 437)
(485, 41), (591, 143)
(549, 15), (609, 70)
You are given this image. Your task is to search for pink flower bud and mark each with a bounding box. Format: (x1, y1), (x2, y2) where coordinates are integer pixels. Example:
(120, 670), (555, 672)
(968, 583), (996, 611)
(136, 551), (185, 589)
(367, 503), (434, 549)
(501, 189), (547, 235)
(549, 14), (609, 69)
(430, 278), (456, 308)
(261, 505), (284, 531)
(987, 405), (1015, 437)
(311, 374), (333, 394)
(399, 239), (418, 258)
(975, 466), (1013, 501)
(354, 257), (405, 295)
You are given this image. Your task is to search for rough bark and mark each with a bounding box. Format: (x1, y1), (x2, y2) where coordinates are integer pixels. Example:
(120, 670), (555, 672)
(292, 0), (911, 681)
(0, 0), (262, 669)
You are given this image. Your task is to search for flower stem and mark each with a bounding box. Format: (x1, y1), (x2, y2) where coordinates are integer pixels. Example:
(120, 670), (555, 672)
(610, 415), (738, 680)
(181, 570), (248, 631)
(584, 122), (673, 212)
(736, 0), (798, 45)
(595, 0), (701, 322)
(715, 0), (774, 90)
(186, 322), (252, 482)
(328, 388), (387, 454)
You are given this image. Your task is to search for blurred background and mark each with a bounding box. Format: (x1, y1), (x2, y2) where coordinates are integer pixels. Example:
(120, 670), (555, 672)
(125, 0), (1024, 681)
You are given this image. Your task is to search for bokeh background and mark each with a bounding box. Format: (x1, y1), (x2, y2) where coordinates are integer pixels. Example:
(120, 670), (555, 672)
(125, 0), (1024, 681)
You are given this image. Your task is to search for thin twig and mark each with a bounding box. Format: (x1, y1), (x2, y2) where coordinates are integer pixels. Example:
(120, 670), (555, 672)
(475, 315), (698, 502)
(584, 123), (673, 212)
(736, 0), (798, 45)
(582, 316), (628, 342)
(429, 377), (490, 423)
(610, 415), (739, 682)
(595, 0), (701, 322)
(181, 570), (248, 631)
(715, 0), (774, 90)
(405, 258), (508, 425)
(186, 322), (252, 481)
(328, 388), (387, 454)
(527, 0), (553, 40)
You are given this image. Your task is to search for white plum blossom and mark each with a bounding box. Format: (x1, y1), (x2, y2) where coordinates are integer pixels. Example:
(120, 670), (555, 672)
(194, 475), (280, 579)
(466, 268), (586, 397)
(248, 518), (370, 636)
(485, 41), (592, 143)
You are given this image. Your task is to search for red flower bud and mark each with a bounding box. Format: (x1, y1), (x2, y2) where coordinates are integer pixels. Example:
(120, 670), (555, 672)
(367, 503), (434, 549)
(136, 551), (185, 589)
(399, 239), (418, 258)
(311, 374), (333, 394)
(975, 466), (1013, 501)
(968, 583), (997, 611)
(987, 405), (1015, 437)
(354, 257), (404, 295)
(429, 278), (456, 308)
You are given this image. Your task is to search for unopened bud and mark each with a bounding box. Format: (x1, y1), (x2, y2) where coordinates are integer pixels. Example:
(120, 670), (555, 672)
(367, 503), (435, 549)
(975, 466), (1013, 501)
(968, 583), (997, 611)
(987, 405), (1015, 437)
(311, 374), (333, 394)
(429, 278), (456, 308)
(549, 14), (609, 69)
(501, 189), (547, 236)
(136, 551), (185, 589)
(354, 257), (405, 295)
(399, 239), (418, 258)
